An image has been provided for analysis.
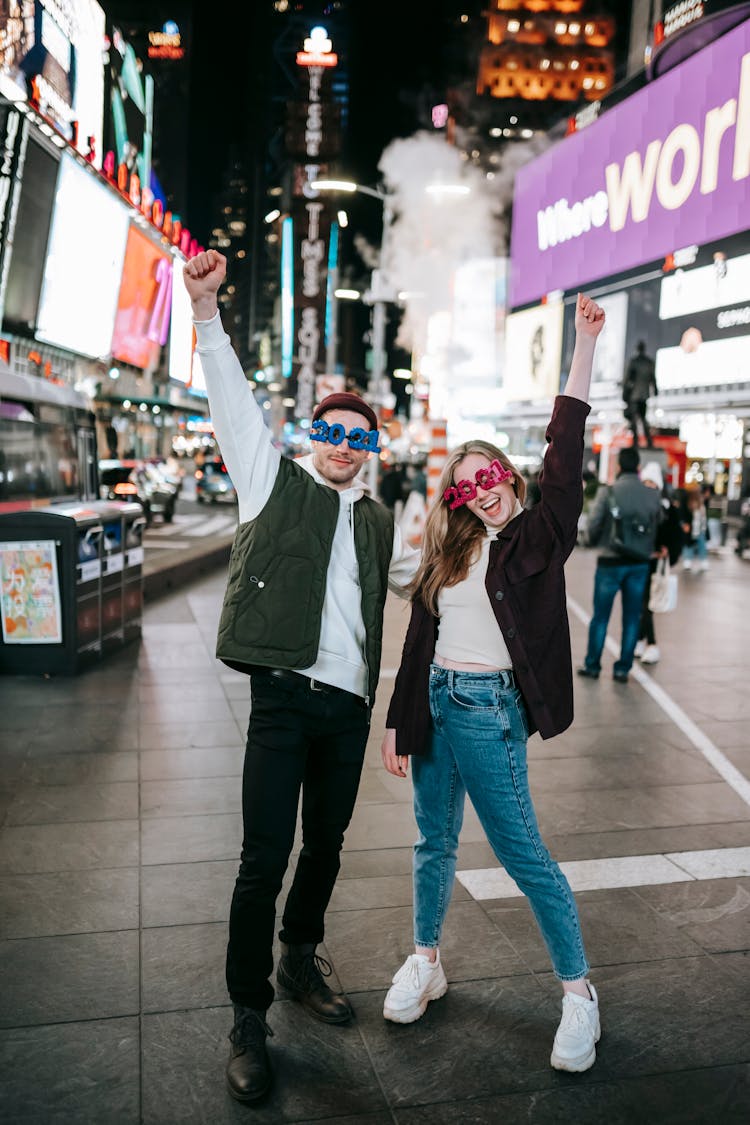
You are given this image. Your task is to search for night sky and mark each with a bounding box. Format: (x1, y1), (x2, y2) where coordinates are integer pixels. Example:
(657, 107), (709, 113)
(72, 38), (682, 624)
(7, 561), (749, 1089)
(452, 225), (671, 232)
(185, 0), (484, 246)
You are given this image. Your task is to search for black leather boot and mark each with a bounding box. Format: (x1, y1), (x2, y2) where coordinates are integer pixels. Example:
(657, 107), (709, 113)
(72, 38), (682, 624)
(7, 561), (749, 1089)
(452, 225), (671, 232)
(276, 942), (353, 1024)
(226, 1004), (273, 1104)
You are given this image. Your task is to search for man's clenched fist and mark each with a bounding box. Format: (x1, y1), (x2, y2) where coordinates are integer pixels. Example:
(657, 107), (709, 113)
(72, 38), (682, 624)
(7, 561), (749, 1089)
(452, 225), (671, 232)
(183, 250), (227, 320)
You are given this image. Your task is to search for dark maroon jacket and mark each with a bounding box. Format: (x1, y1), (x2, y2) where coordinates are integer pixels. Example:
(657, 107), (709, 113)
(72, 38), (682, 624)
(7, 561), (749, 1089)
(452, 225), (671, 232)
(386, 395), (591, 754)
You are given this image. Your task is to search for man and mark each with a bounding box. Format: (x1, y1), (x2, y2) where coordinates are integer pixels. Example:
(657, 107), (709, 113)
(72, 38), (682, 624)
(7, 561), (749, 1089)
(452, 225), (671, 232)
(578, 447), (662, 683)
(622, 341), (657, 447)
(183, 250), (418, 1104)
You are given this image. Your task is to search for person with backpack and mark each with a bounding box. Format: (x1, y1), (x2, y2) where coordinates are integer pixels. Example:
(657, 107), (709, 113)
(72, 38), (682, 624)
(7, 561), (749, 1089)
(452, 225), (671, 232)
(578, 446), (662, 683)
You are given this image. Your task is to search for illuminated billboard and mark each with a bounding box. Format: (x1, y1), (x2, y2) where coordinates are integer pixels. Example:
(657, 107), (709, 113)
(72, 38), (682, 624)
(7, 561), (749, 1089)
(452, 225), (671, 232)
(37, 154), (129, 357)
(0, 1), (105, 163)
(107, 24), (153, 187)
(510, 20), (750, 308)
(503, 302), (564, 403)
(111, 224), (172, 371)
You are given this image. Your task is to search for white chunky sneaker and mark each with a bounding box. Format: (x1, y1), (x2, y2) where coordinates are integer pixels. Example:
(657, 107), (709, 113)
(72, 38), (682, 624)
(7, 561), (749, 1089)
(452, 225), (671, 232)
(550, 983), (600, 1073)
(634, 640), (646, 659)
(383, 953), (448, 1024)
(640, 644), (660, 664)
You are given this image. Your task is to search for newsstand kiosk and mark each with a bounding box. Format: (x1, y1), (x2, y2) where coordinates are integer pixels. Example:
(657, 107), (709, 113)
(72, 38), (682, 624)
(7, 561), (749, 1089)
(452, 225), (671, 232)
(0, 500), (146, 675)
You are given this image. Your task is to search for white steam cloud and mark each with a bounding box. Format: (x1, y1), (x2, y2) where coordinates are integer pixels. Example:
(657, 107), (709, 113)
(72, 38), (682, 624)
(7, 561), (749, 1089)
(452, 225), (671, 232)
(374, 131), (549, 356)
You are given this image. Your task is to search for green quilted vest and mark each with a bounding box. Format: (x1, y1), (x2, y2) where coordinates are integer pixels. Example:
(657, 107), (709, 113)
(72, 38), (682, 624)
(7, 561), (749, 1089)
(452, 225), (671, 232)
(215, 456), (394, 706)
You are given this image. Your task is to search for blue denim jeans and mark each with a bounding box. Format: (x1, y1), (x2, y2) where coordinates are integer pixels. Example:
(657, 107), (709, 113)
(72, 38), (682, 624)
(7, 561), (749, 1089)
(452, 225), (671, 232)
(411, 665), (589, 982)
(583, 561), (650, 675)
(682, 534), (708, 563)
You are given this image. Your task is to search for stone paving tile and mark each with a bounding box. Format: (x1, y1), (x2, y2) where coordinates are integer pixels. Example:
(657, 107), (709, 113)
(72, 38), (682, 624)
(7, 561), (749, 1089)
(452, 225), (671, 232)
(139, 720), (242, 750)
(527, 747), (719, 791)
(346, 800), (486, 851)
(0, 931), (139, 1027)
(23, 722), (140, 754)
(325, 899), (524, 994)
(140, 776), (242, 818)
(0, 867), (138, 939)
(393, 1064), (750, 1124)
(541, 820), (750, 862)
(138, 746), (244, 780)
(327, 872), (466, 913)
(5, 781), (138, 826)
(532, 782), (750, 838)
(534, 955), (750, 1079)
(141, 812), (243, 865)
(338, 846), (413, 880)
(0, 1017), (140, 1125)
(141, 859), (236, 927)
(633, 877), (750, 954)
(0, 820), (139, 874)
(141, 921), (227, 1013)
(141, 1003), (389, 1124)
(354, 977), (559, 1107)
(484, 887), (704, 973)
(17, 751), (138, 787)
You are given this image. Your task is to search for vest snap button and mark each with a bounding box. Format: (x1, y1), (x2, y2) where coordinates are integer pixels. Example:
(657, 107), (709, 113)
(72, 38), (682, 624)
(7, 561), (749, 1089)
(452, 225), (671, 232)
(258, 581), (265, 588)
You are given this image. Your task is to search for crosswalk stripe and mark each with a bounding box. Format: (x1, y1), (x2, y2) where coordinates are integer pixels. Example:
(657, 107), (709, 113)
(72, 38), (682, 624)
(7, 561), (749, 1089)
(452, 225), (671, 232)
(456, 846), (750, 900)
(184, 515), (236, 538)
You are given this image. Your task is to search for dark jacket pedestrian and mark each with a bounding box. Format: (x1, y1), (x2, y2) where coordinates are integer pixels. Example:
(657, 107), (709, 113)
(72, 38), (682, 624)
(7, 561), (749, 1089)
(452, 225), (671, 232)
(636, 461), (683, 664)
(580, 446), (662, 681)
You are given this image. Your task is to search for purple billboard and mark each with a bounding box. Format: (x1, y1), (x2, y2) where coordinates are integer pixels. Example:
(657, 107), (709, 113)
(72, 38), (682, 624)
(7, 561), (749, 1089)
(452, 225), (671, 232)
(509, 20), (750, 309)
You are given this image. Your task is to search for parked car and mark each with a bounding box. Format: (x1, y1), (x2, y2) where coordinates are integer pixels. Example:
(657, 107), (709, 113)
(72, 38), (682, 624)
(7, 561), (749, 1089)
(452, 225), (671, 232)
(195, 459), (237, 504)
(99, 460), (177, 524)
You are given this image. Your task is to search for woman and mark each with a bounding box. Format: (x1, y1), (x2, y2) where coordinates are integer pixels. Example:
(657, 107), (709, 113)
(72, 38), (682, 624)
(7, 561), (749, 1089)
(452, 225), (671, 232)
(635, 462), (683, 665)
(381, 294), (605, 1073)
(679, 488), (709, 572)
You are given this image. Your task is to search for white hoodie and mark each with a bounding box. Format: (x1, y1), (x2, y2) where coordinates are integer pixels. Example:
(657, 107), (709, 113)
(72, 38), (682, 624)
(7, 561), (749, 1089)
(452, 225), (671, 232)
(194, 312), (419, 699)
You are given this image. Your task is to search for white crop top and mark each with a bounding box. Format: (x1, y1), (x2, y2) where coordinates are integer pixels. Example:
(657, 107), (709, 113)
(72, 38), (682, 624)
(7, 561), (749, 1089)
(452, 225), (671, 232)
(435, 533), (513, 669)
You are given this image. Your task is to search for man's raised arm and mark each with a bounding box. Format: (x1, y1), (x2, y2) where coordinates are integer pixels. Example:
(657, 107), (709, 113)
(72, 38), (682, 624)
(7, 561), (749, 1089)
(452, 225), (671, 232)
(183, 251), (279, 521)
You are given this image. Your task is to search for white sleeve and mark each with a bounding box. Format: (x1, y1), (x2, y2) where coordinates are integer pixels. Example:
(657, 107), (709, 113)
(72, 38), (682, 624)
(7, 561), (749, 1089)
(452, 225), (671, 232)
(387, 522), (420, 597)
(194, 312), (280, 522)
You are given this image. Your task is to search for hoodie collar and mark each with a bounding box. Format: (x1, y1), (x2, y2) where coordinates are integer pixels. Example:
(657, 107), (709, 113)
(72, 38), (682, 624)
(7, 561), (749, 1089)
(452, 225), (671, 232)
(297, 452), (369, 502)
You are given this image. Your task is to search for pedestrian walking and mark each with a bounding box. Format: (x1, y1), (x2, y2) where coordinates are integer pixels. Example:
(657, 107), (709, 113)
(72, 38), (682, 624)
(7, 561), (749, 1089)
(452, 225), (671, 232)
(183, 250), (419, 1104)
(680, 487), (710, 572)
(622, 341), (657, 447)
(380, 294), (605, 1073)
(634, 462), (684, 665)
(578, 445), (662, 683)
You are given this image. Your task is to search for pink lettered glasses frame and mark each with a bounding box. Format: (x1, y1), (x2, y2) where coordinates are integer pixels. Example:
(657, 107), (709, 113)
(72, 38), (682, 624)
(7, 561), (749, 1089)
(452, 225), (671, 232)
(443, 459), (515, 510)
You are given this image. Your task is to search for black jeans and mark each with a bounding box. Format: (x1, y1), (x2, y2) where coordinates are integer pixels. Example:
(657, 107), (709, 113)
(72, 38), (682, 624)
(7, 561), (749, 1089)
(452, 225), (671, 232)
(226, 673), (369, 1011)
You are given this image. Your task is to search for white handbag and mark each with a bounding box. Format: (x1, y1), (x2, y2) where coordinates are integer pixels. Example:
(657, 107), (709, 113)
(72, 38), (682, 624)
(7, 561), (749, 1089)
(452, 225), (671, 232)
(648, 558), (678, 614)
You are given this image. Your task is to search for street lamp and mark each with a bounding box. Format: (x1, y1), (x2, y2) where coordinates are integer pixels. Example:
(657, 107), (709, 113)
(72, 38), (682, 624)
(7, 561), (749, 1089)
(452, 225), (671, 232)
(311, 178), (397, 495)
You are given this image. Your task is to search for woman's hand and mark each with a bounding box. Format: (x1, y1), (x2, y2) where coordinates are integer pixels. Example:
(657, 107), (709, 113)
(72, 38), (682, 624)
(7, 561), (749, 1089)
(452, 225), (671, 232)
(575, 293), (605, 338)
(381, 729), (409, 778)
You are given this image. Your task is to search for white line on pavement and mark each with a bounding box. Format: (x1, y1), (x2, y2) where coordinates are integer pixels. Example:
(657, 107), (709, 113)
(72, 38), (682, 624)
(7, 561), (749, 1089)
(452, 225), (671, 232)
(567, 595), (750, 809)
(456, 845), (750, 900)
(184, 515), (236, 538)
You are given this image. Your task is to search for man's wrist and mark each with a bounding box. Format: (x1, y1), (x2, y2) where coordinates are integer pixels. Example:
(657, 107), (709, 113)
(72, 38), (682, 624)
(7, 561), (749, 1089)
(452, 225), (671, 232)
(191, 297), (218, 322)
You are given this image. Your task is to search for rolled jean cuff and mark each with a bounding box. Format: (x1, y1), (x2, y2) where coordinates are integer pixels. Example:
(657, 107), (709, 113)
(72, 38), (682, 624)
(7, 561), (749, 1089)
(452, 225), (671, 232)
(553, 962), (591, 983)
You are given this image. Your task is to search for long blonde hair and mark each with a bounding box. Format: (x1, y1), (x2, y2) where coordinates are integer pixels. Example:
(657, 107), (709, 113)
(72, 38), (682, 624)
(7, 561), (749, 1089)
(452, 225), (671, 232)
(410, 440), (525, 614)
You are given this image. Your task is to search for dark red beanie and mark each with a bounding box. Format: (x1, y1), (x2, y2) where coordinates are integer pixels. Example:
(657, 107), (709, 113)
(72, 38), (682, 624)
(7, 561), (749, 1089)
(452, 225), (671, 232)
(312, 392), (378, 431)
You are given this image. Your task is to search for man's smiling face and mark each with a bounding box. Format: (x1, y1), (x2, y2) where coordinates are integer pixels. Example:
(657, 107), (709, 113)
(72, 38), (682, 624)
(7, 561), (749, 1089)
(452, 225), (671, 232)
(311, 409), (373, 491)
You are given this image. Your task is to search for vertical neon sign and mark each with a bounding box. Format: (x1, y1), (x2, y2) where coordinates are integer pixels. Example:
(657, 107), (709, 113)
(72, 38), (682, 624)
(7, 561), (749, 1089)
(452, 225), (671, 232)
(281, 216), (294, 379)
(324, 220), (338, 349)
